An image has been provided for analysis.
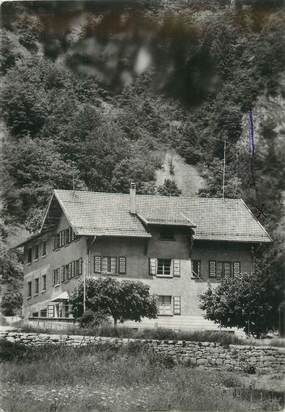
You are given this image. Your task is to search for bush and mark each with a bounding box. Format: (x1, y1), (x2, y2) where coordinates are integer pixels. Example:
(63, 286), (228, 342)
(79, 309), (111, 328)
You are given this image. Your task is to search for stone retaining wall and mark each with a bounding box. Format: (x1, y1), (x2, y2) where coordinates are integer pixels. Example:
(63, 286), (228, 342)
(1, 332), (284, 375)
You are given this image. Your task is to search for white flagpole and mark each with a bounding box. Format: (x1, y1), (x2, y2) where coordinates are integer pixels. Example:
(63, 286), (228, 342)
(222, 139), (227, 200)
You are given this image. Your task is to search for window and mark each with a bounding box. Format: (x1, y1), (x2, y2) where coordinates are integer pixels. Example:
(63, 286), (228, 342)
(160, 229), (175, 241)
(42, 241), (47, 257)
(118, 257), (126, 274)
(53, 268), (60, 286)
(27, 248), (32, 264)
(79, 258), (83, 275)
(61, 266), (66, 283)
(173, 296), (181, 315)
(217, 261), (232, 278)
(54, 233), (60, 250)
(34, 245), (39, 260)
(158, 296), (172, 315)
(157, 259), (171, 276)
(27, 281), (32, 298)
(233, 261), (241, 276)
(32, 312), (39, 318)
(65, 228), (70, 245)
(192, 260), (201, 278)
(209, 261), (233, 279)
(65, 264), (70, 280)
(94, 256), (102, 273)
(34, 278), (39, 295)
(209, 260), (216, 278)
(42, 274), (46, 291)
(40, 309), (47, 318)
(102, 257), (117, 274)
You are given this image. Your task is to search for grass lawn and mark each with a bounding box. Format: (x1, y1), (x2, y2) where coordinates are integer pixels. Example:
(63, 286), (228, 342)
(0, 341), (283, 412)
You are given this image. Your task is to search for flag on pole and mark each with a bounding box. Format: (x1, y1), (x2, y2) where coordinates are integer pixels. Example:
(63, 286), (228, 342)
(248, 110), (255, 156)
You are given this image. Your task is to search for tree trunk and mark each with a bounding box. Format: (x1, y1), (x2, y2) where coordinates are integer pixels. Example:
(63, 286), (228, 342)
(114, 318), (117, 328)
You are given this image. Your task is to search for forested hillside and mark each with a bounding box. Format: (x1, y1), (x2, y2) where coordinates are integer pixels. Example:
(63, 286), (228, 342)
(0, 0), (284, 308)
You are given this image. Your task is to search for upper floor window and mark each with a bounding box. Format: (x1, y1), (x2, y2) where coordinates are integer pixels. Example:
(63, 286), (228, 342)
(42, 274), (46, 291)
(53, 268), (60, 286)
(209, 260), (240, 279)
(192, 260), (201, 278)
(94, 256), (126, 275)
(34, 278), (39, 295)
(27, 248), (32, 264)
(102, 257), (117, 274)
(34, 245), (39, 260)
(27, 281), (32, 298)
(157, 259), (171, 276)
(54, 227), (78, 251)
(42, 241), (47, 257)
(159, 229), (175, 241)
(149, 258), (181, 277)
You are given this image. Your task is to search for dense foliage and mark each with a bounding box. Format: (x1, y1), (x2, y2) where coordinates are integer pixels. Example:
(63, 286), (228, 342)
(200, 269), (284, 338)
(0, 226), (23, 315)
(70, 277), (158, 326)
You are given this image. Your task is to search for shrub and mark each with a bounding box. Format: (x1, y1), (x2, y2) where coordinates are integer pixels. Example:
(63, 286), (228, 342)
(79, 309), (110, 328)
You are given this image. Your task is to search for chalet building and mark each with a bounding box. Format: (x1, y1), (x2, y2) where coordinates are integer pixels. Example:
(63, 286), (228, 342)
(17, 185), (271, 330)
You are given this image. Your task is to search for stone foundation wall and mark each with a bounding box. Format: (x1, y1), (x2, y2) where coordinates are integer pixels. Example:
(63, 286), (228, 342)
(1, 332), (284, 375)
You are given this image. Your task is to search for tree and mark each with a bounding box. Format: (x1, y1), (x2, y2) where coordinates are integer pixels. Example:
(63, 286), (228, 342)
(1, 137), (84, 230)
(200, 269), (284, 338)
(157, 179), (182, 196)
(1, 289), (23, 316)
(70, 277), (158, 327)
(0, 237), (23, 316)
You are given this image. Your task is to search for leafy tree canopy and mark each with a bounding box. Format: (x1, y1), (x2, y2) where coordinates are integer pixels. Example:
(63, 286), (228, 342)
(70, 277), (158, 326)
(200, 268), (284, 338)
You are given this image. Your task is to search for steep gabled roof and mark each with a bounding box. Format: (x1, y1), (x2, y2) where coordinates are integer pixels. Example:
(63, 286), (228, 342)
(53, 190), (271, 243)
(15, 189), (272, 247)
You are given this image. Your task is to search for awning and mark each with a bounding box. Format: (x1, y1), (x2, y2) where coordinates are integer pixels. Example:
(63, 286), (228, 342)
(50, 291), (69, 302)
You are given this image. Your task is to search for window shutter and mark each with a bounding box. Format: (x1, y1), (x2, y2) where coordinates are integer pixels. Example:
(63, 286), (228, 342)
(118, 257), (126, 274)
(209, 261), (216, 278)
(233, 261), (241, 276)
(79, 258), (83, 275)
(94, 256), (101, 273)
(173, 296), (181, 315)
(173, 259), (181, 277)
(149, 258), (157, 275)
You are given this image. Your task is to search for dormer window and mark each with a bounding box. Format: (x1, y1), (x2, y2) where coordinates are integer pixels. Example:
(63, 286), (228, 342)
(159, 229), (175, 241)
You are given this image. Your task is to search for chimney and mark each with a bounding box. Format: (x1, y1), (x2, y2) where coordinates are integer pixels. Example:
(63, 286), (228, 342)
(130, 182), (136, 214)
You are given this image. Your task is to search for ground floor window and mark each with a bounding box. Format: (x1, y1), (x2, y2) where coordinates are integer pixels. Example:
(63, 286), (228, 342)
(40, 309), (47, 317)
(158, 295), (172, 315)
(158, 295), (181, 316)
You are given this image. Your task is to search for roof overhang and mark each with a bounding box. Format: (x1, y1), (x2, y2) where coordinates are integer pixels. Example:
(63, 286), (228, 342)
(50, 291), (69, 301)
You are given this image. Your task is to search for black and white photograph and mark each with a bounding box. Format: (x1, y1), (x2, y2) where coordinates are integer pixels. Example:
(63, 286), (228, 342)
(0, 0), (284, 411)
